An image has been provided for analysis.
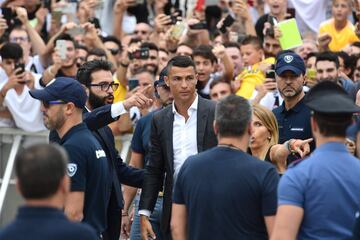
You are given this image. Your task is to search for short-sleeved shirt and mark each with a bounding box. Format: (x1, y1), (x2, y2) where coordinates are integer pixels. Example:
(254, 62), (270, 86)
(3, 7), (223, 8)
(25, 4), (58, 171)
(278, 142), (360, 239)
(319, 19), (359, 52)
(113, 76), (126, 103)
(0, 206), (98, 240)
(131, 111), (156, 165)
(173, 146), (279, 240)
(273, 97), (313, 148)
(235, 57), (275, 99)
(60, 123), (111, 235)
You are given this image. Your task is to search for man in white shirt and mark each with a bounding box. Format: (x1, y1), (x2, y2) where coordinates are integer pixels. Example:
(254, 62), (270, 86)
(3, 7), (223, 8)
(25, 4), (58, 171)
(138, 56), (218, 239)
(0, 42), (45, 132)
(9, 7), (46, 74)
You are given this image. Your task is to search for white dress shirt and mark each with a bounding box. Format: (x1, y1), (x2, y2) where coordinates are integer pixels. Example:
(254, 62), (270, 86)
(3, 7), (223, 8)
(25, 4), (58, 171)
(172, 95), (198, 180)
(139, 95), (199, 217)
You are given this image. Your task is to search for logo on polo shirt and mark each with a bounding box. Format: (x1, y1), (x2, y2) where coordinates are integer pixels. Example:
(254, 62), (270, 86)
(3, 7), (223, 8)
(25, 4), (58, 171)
(284, 55), (294, 63)
(290, 127), (304, 132)
(67, 163), (77, 177)
(96, 150), (106, 159)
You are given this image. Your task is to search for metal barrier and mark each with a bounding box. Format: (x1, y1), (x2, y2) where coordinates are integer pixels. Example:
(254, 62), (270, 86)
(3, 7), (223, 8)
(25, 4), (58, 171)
(0, 128), (133, 227)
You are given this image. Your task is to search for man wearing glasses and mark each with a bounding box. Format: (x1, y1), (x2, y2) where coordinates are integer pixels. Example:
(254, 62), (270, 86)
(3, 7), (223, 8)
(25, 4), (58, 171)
(29, 77), (111, 239)
(76, 60), (151, 240)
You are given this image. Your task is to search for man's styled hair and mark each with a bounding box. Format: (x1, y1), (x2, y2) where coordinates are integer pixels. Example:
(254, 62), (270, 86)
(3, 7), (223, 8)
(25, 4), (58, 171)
(209, 78), (231, 90)
(140, 42), (159, 52)
(240, 35), (263, 50)
(166, 55), (196, 72)
(192, 45), (217, 64)
(0, 42), (23, 60)
(102, 35), (122, 50)
(77, 60), (113, 86)
(316, 51), (340, 69)
(313, 112), (353, 137)
(223, 42), (240, 50)
(15, 144), (68, 199)
(215, 95), (252, 137)
(86, 48), (107, 60)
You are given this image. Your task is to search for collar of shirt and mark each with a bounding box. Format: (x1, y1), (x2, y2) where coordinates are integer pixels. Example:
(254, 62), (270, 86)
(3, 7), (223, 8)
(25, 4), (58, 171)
(84, 105), (91, 113)
(60, 122), (87, 144)
(316, 141), (348, 153)
(172, 94), (199, 117)
(280, 96), (306, 114)
(18, 206), (66, 219)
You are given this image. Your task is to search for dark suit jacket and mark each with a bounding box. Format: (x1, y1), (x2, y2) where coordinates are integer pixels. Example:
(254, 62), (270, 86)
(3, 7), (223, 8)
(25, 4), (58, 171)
(139, 96), (218, 235)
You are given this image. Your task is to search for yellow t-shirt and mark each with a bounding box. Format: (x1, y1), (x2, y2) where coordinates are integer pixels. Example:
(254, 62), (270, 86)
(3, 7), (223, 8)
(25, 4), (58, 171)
(319, 19), (359, 52)
(113, 77), (127, 103)
(235, 57), (275, 99)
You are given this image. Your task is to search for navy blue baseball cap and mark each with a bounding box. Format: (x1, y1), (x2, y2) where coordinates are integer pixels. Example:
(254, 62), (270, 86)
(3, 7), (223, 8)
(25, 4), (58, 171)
(29, 77), (87, 108)
(305, 81), (360, 114)
(154, 67), (168, 88)
(275, 51), (306, 76)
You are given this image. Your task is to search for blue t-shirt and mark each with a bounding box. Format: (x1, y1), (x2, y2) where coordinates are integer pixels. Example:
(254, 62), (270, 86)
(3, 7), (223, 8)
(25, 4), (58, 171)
(0, 206), (98, 240)
(278, 142), (360, 239)
(131, 111), (156, 165)
(60, 123), (111, 236)
(173, 146), (279, 240)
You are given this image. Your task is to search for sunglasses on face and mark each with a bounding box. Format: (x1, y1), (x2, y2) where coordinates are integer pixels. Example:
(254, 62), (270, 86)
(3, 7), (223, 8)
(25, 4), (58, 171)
(108, 48), (120, 55)
(88, 82), (120, 91)
(42, 100), (66, 108)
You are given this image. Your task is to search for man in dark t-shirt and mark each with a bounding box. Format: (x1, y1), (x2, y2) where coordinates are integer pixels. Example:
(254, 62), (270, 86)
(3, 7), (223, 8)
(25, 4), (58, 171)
(0, 144), (98, 240)
(172, 95), (279, 240)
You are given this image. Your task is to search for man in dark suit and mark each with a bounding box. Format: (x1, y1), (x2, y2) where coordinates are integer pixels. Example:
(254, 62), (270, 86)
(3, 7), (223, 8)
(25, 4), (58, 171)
(139, 56), (218, 239)
(76, 60), (152, 240)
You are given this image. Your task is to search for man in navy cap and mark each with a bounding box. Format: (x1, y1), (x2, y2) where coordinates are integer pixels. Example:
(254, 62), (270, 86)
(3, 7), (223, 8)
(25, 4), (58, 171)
(29, 77), (111, 239)
(271, 81), (360, 240)
(273, 50), (314, 163)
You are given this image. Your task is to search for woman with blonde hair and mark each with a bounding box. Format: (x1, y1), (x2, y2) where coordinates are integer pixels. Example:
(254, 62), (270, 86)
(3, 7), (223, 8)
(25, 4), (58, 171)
(249, 104), (312, 174)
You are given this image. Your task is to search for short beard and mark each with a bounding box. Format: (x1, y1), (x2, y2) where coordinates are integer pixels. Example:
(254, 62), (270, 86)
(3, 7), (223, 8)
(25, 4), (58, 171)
(62, 58), (77, 69)
(145, 64), (158, 75)
(88, 90), (109, 109)
(45, 108), (65, 131)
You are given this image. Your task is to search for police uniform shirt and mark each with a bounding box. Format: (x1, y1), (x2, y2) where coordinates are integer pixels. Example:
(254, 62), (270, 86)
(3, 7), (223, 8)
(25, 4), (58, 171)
(273, 97), (314, 151)
(60, 123), (111, 236)
(278, 142), (360, 239)
(0, 206), (98, 240)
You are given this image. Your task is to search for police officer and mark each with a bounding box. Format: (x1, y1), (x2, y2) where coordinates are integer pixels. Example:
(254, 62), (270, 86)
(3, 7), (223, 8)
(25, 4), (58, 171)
(273, 50), (314, 162)
(0, 144), (98, 240)
(271, 81), (360, 240)
(29, 77), (111, 238)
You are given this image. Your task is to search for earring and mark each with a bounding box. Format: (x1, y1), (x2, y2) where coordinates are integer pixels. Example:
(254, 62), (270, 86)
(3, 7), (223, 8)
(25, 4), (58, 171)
(267, 136), (271, 140)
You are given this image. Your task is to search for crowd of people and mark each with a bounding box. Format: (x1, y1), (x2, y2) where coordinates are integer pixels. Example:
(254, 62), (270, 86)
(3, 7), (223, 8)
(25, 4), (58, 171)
(1, 0), (360, 239)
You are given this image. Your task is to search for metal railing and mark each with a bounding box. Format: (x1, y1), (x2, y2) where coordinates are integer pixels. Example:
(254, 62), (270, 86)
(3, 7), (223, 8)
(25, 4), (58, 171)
(0, 128), (133, 227)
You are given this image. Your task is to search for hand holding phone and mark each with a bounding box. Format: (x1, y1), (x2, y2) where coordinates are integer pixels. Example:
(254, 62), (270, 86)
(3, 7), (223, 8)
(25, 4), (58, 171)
(189, 21), (207, 30)
(128, 79), (139, 91)
(128, 48), (150, 60)
(56, 40), (67, 60)
(219, 14), (235, 34)
(15, 63), (25, 75)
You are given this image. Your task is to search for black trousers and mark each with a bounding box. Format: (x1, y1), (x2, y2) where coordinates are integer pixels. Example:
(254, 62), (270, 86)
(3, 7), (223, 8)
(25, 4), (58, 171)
(103, 193), (121, 240)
